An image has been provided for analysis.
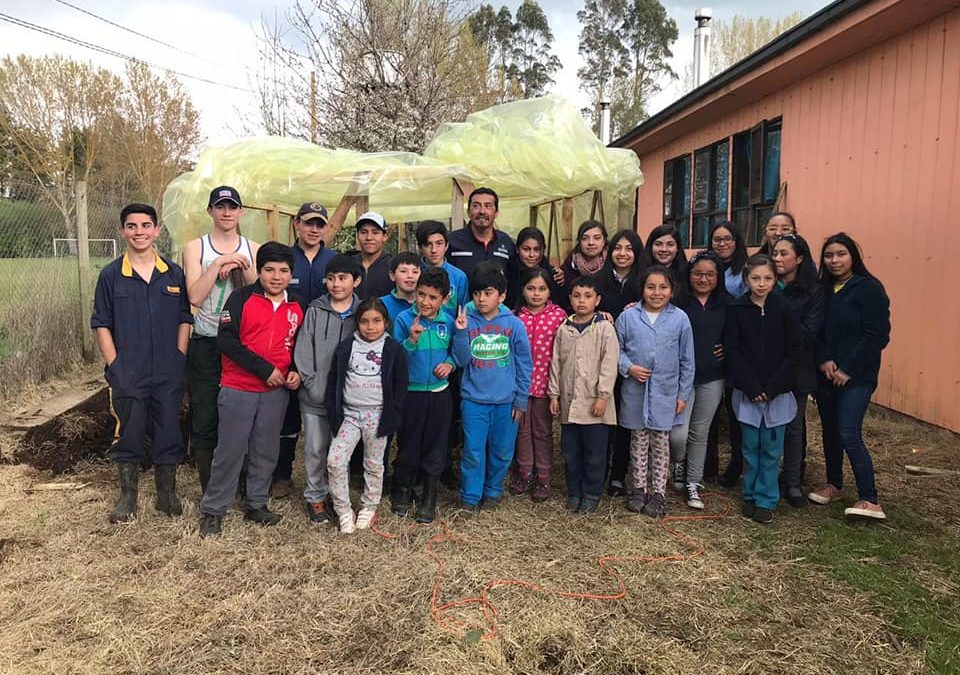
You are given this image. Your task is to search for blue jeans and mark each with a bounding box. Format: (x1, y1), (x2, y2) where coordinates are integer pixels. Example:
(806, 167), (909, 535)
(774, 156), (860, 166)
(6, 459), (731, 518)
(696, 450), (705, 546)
(561, 424), (609, 500)
(739, 421), (786, 510)
(460, 400), (518, 506)
(817, 382), (878, 504)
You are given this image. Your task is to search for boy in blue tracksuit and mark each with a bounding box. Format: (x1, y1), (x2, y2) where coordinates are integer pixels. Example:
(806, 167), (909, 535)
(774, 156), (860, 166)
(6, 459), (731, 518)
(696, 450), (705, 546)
(380, 252), (421, 323)
(452, 261), (533, 510)
(391, 267), (456, 523)
(416, 220), (469, 318)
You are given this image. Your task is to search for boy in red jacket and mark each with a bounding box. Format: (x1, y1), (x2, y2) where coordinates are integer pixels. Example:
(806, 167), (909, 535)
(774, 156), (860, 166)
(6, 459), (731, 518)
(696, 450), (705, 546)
(200, 242), (304, 537)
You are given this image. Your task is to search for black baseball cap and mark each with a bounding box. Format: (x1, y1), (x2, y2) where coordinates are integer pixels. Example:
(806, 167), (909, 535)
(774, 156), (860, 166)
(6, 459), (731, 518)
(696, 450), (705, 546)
(208, 185), (242, 207)
(296, 202), (328, 223)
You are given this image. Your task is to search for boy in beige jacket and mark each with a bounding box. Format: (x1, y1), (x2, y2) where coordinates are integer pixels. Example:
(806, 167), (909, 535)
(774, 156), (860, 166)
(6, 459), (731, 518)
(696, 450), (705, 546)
(548, 276), (619, 513)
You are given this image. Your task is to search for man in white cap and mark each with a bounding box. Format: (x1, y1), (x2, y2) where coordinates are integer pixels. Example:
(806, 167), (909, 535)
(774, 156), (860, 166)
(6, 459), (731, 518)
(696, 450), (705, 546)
(350, 210), (393, 300)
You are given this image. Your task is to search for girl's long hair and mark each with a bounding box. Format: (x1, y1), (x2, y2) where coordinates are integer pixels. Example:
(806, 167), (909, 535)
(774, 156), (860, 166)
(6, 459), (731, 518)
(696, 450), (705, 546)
(708, 221), (748, 275)
(817, 232), (878, 286)
(600, 228), (645, 286)
(774, 233), (818, 287)
(642, 224), (688, 273)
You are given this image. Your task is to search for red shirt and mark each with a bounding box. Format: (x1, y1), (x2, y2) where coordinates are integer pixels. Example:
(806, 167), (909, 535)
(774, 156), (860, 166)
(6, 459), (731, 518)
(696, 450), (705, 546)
(516, 302), (567, 398)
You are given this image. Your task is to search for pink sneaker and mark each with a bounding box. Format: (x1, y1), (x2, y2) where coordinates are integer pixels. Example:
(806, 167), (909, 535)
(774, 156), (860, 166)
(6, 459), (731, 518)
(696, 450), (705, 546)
(808, 484), (843, 505)
(844, 500), (886, 520)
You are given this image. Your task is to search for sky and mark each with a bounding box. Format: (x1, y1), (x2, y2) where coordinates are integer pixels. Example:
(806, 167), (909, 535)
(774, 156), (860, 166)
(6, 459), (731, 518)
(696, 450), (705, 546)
(0, 0), (834, 147)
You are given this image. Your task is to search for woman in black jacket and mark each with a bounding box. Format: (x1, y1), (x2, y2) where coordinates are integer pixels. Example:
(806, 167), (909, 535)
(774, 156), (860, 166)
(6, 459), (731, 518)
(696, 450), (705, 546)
(514, 226), (566, 309)
(809, 233), (890, 520)
(772, 234), (824, 507)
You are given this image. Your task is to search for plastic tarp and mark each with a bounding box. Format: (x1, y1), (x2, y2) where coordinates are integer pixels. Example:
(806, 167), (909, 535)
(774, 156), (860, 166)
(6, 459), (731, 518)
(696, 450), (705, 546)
(161, 95), (643, 245)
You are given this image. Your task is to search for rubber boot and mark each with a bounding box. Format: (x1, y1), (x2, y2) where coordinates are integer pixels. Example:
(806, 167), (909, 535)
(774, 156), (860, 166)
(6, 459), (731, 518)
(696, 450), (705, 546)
(193, 447), (213, 493)
(415, 476), (439, 524)
(109, 462), (139, 523)
(391, 484), (412, 517)
(154, 464), (183, 516)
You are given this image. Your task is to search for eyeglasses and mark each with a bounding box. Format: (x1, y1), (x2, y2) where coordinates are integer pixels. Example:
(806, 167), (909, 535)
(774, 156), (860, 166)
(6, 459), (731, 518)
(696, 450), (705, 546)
(711, 236), (734, 245)
(776, 233), (799, 242)
(690, 271), (717, 279)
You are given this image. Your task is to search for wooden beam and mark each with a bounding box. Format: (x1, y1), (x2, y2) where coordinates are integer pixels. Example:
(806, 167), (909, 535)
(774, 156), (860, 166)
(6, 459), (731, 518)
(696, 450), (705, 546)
(529, 204), (538, 230)
(560, 197), (574, 260)
(451, 178), (466, 230)
(325, 194), (358, 247)
(266, 208), (279, 241)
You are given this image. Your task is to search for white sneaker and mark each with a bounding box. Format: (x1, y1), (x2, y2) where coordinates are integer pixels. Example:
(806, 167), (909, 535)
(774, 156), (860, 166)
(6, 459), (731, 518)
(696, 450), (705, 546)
(685, 482), (704, 510)
(355, 507), (377, 530)
(338, 509), (356, 534)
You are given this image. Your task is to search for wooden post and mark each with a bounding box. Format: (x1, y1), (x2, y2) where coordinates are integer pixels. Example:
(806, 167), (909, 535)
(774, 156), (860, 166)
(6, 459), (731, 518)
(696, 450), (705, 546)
(266, 208), (279, 242)
(451, 178), (465, 230)
(355, 197), (370, 219)
(560, 197), (575, 260)
(75, 180), (95, 361)
(590, 189), (605, 225)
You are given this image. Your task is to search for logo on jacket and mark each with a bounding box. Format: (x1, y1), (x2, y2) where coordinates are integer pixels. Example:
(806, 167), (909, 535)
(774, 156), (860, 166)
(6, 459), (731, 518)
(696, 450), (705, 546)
(470, 333), (509, 361)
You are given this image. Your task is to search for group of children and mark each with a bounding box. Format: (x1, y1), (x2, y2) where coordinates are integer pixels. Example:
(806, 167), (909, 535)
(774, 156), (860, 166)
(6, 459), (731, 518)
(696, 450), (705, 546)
(95, 192), (815, 536)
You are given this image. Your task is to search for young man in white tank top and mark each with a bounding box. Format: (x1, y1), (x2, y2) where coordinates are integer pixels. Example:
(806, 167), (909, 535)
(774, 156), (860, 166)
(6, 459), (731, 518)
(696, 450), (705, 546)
(182, 186), (260, 491)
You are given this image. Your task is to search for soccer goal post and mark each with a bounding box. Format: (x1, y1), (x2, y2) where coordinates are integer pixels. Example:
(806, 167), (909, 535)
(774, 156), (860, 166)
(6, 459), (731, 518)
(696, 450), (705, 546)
(52, 238), (118, 259)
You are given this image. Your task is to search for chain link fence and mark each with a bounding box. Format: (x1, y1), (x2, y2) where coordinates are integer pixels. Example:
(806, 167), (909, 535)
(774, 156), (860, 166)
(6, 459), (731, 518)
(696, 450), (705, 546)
(0, 179), (130, 400)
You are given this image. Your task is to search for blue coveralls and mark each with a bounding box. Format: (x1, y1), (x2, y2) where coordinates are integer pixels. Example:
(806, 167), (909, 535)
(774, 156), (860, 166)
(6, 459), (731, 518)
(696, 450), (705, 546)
(91, 254), (194, 464)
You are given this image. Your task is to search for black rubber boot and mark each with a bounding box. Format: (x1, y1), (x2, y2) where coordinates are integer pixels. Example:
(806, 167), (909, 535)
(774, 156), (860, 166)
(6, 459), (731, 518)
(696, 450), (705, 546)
(193, 447), (213, 493)
(154, 464), (183, 516)
(109, 462), (139, 523)
(416, 476), (439, 523)
(392, 485), (412, 517)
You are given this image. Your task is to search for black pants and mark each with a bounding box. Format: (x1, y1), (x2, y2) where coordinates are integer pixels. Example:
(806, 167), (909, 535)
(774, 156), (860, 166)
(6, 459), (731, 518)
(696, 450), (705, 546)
(186, 336), (221, 454)
(607, 378), (631, 484)
(394, 389), (453, 486)
(273, 390), (300, 480)
(562, 424), (609, 500)
(706, 388), (743, 478)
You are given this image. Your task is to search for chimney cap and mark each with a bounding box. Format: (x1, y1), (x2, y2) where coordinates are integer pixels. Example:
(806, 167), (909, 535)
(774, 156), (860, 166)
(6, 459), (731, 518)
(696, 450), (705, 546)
(695, 7), (712, 21)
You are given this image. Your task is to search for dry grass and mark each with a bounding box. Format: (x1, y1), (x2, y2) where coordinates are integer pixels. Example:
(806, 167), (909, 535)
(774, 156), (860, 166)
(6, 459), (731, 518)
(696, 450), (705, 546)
(0, 400), (956, 674)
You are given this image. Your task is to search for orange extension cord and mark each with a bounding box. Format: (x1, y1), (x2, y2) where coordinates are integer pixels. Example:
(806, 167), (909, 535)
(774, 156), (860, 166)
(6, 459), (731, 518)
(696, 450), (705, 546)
(371, 493), (732, 640)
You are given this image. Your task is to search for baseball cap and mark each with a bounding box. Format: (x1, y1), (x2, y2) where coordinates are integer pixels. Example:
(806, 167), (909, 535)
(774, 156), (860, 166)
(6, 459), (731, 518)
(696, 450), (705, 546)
(208, 186), (242, 207)
(355, 210), (387, 232)
(296, 202), (328, 223)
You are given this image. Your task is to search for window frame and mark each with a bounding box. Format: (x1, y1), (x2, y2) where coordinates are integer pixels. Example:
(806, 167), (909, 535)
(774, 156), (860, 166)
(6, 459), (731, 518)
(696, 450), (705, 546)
(691, 138), (730, 248)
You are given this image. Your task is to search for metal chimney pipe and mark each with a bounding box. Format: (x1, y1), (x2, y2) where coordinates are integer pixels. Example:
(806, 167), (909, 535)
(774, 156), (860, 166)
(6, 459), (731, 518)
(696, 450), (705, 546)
(599, 97), (612, 145)
(693, 7), (712, 88)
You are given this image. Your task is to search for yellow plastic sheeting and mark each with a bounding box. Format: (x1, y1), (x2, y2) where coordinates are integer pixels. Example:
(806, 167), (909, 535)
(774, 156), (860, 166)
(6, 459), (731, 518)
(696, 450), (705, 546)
(162, 95), (643, 245)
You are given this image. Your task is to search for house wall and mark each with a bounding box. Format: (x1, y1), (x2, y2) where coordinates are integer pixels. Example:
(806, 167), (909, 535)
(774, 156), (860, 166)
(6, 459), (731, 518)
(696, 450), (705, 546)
(632, 6), (960, 431)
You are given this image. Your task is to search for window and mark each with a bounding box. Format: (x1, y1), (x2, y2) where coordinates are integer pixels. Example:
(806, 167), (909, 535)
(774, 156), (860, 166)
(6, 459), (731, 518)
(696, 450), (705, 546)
(691, 139), (729, 248)
(662, 154), (691, 246)
(731, 118), (782, 246)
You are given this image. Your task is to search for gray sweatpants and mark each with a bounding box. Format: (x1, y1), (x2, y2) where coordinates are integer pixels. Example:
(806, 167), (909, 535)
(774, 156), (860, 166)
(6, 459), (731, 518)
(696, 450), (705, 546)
(674, 379), (724, 485)
(302, 411), (333, 504)
(200, 387), (289, 517)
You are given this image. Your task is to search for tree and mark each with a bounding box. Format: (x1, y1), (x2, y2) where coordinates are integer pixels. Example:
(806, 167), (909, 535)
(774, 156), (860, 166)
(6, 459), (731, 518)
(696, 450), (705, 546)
(710, 13), (804, 74)
(614, 0), (677, 133)
(577, 0), (676, 136)
(511, 0), (561, 98)
(251, 0), (499, 153)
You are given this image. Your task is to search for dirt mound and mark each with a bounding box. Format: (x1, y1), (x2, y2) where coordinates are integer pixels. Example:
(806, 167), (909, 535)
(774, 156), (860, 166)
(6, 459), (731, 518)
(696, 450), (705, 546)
(16, 388), (115, 473)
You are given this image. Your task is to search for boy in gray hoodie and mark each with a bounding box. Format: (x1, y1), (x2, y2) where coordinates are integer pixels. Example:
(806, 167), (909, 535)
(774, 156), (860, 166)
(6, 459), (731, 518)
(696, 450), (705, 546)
(294, 254), (362, 524)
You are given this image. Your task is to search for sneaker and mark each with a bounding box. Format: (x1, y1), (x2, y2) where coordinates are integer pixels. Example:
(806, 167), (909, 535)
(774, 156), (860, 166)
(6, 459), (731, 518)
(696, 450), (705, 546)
(531, 482), (550, 502)
(457, 499), (480, 515)
(508, 473), (531, 496)
(566, 496), (581, 511)
(741, 501), (756, 519)
(199, 514), (222, 538)
(808, 484), (843, 505)
(844, 500), (886, 520)
(244, 506), (282, 527)
(338, 509), (356, 533)
(306, 500), (332, 524)
(643, 492), (666, 518)
(579, 496), (600, 513)
(606, 480), (625, 497)
(672, 461), (686, 491)
(685, 483), (704, 510)
(786, 487), (806, 509)
(480, 497), (501, 511)
(752, 507), (774, 524)
(270, 478), (291, 498)
(355, 507), (377, 530)
(626, 491), (647, 513)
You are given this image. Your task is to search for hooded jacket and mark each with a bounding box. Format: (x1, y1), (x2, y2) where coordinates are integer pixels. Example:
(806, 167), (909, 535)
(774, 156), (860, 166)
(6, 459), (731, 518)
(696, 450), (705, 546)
(681, 289), (728, 386)
(294, 293), (361, 415)
(780, 277), (825, 393)
(815, 274), (890, 385)
(452, 303), (533, 411)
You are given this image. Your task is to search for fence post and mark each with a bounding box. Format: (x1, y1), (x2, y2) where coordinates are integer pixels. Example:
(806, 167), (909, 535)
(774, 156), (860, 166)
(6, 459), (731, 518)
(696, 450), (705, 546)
(75, 179), (95, 361)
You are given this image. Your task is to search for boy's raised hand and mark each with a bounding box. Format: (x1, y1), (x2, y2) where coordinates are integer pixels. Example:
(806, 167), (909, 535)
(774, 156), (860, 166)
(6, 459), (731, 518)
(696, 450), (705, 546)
(454, 305), (467, 331)
(408, 315), (425, 344)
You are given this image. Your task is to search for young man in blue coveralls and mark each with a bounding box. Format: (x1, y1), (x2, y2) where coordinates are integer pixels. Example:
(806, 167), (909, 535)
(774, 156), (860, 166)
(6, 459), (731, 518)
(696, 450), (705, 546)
(92, 203), (194, 524)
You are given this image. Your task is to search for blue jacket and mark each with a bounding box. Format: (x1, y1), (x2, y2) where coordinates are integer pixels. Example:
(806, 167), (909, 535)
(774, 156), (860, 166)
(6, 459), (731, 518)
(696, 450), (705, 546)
(681, 290), (728, 386)
(615, 304), (695, 431)
(381, 291), (414, 324)
(290, 241), (336, 304)
(815, 275), (890, 385)
(421, 259), (468, 318)
(452, 303), (533, 410)
(394, 308), (456, 392)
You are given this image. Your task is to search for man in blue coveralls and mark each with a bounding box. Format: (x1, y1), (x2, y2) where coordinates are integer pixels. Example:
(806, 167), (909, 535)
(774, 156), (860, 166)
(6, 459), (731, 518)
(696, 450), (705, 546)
(92, 203), (194, 524)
